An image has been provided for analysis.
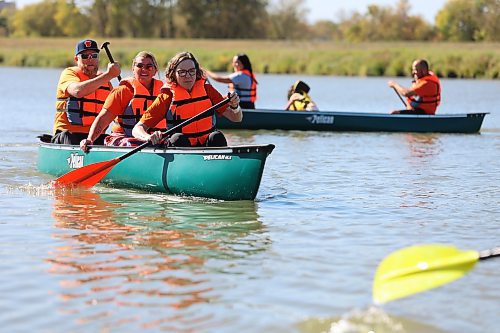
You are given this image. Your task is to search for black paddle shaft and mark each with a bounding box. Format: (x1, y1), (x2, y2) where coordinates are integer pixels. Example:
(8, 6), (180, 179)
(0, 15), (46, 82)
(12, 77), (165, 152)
(392, 87), (406, 107)
(100, 41), (122, 81)
(117, 97), (231, 161)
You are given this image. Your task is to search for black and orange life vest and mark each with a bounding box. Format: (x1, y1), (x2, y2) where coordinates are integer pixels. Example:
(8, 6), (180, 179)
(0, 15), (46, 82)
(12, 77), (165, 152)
(233, 69), (257, 103)
(115, 77), (164, 136)
(407, 71), (441, 115)
(166, 80), (216, 146)
(56, 66), (112, 127)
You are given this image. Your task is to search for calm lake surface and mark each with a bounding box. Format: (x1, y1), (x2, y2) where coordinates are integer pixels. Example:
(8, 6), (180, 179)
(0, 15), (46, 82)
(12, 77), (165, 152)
(0, 67), (499, 333)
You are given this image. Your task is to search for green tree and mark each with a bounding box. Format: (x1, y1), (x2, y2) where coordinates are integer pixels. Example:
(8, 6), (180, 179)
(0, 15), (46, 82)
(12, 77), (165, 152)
(266, 0), (309, 39)
(10, 0), (63, 37)
(54, 0), (91, 37)
(435, 0), (477, 40)
(177, 0), (268, 38)
(338, 0), (434, 41)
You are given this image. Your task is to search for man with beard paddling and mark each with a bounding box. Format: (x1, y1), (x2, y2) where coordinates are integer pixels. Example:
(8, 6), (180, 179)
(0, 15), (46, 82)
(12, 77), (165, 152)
(52, 39), (121, 145)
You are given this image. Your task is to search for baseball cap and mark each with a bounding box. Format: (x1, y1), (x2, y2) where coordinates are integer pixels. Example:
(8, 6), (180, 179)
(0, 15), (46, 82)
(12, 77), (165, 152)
(75, 39), (100, 55)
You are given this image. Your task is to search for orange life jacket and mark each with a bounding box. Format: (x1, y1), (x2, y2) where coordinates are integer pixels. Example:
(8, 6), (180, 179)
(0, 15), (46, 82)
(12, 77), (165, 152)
(114, 77), (165, 136)
(406, 71), (441, 115)
(167, 80), (216, 146)
(56, 66), (112, 127)
(233, 69), (257, 103)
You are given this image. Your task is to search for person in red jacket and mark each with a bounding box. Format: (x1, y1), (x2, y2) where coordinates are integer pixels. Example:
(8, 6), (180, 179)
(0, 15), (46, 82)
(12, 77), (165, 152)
(388, 59), (441, 115)
(132, 52), (242, 147)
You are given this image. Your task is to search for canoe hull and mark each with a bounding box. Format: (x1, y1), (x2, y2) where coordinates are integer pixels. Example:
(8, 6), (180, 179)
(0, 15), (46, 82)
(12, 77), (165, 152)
(217, 109), (487, 133)
(38, 143), (275, 201)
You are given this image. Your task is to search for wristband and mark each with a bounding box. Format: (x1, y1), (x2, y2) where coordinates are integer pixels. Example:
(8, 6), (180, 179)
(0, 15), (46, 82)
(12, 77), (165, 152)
(230, 105), (241, 114)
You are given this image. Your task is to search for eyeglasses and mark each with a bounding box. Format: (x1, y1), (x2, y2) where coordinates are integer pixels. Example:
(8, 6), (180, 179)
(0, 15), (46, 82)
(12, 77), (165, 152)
(176, 68), (197, 77)
(79, 53), (99, 60)
(135, 63), (155, 70)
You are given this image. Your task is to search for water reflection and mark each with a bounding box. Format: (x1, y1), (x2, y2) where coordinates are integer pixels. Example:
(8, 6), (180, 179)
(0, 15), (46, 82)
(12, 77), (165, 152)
(47, 188), (269, 330)
(403, 133), (442, 159)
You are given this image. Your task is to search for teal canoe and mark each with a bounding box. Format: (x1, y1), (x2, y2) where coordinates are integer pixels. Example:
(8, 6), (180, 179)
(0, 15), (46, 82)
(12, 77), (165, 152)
(38, 140), (275, 201)
(217, 109), (488, 133)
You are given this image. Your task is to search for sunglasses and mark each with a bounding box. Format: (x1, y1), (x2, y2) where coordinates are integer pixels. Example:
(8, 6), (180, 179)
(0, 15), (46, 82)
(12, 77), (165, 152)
(79, 53), (99, 60)
(135, 63), (155, 70)
(176, 68), (197, 77)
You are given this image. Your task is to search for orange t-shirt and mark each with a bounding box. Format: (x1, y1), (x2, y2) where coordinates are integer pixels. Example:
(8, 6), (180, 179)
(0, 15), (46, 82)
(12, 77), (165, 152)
(102, 85), (134, 134)
(54, 67), (112, 134)
(140, 84), (227, 129)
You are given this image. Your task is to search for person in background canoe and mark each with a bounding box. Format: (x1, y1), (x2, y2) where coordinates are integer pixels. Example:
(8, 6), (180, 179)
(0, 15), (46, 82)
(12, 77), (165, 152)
(80, 51), (163, 153)
(285, 80), (319, 111)
(388, 59), (441, 115)
(53, 39), (121, 145)
(205, 53), (257, 109)
(132, 51), (242, 147)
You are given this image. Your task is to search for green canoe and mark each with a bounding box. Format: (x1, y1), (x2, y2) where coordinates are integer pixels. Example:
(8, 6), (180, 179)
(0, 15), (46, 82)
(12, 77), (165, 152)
(38, 141), (275, 201)
(217, 109), (488, 133)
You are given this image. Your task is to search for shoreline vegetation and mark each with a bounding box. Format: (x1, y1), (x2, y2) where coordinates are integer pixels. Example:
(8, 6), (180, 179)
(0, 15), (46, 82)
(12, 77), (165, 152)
(1, 38), (499, 79)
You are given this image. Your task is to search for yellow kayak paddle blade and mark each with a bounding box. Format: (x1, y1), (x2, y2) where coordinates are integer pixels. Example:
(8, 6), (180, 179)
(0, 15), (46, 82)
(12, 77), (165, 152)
(373, 244), (479, 304)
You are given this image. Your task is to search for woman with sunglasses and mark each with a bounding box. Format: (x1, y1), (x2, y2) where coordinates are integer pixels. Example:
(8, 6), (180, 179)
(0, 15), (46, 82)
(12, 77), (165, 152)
(132, 52), (242, 147)
(205, 53), (257, 109)
(80, 51), (164, 152)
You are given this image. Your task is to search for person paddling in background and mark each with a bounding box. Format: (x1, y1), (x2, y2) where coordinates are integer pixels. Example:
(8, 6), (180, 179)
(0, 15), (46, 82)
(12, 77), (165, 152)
(132, 52), (242, 147)
(80, 51), (163, 152)
(285, 80), (318, 111)
(205, 53), (257, 109)
(53, 39), (121, 145)
(388, 59), (441, 115)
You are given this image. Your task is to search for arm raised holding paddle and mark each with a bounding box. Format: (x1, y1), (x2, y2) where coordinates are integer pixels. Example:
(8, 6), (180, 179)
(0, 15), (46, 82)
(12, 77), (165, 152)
(52, 39), (121, 146)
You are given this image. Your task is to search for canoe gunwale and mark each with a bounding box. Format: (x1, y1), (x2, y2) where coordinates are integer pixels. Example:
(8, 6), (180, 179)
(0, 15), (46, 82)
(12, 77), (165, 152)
(37, 140), (275, 156)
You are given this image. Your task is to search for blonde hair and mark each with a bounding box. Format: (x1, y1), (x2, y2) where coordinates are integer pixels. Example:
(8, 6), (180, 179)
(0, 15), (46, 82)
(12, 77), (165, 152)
(132, 51), (159, 77)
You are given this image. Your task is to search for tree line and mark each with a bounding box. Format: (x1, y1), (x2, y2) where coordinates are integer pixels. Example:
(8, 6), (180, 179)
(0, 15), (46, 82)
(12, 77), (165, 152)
(0, 0), (498, 41)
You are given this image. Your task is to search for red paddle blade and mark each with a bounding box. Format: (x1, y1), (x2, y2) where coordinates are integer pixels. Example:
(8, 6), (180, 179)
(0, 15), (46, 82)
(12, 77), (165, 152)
(53, 158), (119, 187)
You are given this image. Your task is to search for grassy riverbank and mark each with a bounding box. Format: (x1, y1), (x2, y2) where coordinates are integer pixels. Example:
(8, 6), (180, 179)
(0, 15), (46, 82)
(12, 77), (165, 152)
(1, 38), (499, 78)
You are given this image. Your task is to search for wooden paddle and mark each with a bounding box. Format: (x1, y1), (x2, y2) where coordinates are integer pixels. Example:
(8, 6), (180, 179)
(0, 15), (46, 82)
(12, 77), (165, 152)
(53, 97), (230, 187)
(373, 244), (500, 304)
(100, 41), (121, 81)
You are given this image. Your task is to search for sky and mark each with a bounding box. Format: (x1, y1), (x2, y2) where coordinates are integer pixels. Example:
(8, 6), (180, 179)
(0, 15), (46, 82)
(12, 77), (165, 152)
(12, 0), (448, 24)
(305, 0), (447, 24)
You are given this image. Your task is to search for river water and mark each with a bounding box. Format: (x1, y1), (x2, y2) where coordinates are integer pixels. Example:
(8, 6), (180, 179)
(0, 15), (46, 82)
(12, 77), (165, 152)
(0, 67), (499, 333)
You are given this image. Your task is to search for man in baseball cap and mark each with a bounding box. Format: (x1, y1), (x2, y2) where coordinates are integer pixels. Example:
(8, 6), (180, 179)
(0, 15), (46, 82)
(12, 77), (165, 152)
(75, 39), (100, 55)
(51, 40), (121, 145)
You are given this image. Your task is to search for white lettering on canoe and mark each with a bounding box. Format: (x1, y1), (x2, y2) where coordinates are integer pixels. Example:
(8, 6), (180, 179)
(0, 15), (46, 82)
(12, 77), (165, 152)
(203, 155), (232, 161)
(307, 115), (335, 124)
(67, 153), (84, 169)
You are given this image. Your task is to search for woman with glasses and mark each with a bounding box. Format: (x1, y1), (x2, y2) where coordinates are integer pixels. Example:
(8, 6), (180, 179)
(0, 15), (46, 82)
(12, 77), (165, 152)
(132, 52), (242, 147)
(205, 53), (257, 109)
(53, 39), (121, 145)
(80, 51), (163, 152)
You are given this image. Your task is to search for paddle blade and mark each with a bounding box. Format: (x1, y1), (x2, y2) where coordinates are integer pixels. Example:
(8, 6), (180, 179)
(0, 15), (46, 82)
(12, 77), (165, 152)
(53, 158), (119, 187)
(373, 244), (479, 304)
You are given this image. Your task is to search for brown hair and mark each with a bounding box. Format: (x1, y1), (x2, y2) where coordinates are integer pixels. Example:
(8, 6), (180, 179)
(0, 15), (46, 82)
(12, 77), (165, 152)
(165, 52), (204, 85)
